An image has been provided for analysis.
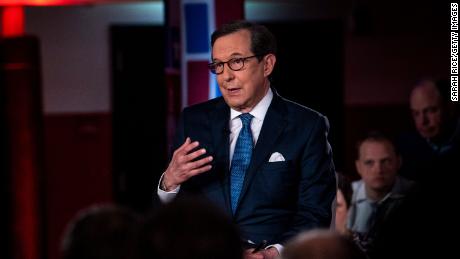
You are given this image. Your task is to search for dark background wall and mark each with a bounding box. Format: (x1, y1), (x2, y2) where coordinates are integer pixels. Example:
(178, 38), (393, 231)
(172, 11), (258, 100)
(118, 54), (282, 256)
(266, 21), (345, 170)
(343, 0), (449, 177)
(111, 25), (167, 212)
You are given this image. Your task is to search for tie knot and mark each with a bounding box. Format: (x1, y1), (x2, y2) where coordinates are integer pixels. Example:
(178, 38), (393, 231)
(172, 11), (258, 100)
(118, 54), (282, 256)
(239, 113), (253, 127)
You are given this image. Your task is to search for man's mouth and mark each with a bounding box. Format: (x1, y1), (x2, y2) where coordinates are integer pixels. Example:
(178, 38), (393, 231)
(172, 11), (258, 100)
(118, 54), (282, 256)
(226, 88), (241, 94)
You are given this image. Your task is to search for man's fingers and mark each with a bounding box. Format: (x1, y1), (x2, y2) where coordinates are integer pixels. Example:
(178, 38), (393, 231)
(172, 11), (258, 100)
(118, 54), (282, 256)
(176, 137), (192, 152)
(174, 137), (197, 154)
(169, 138), (213, 182)
(174, 139), (199, 158)
(187, 155), (213, 170)
(184, 148), (207, 161)
(178, 137), (190, 149)
(189, 165), (212, 177)
(182, 140), (200, 154)
(176, 146), (204, 165)
(172, 138), (189, 156)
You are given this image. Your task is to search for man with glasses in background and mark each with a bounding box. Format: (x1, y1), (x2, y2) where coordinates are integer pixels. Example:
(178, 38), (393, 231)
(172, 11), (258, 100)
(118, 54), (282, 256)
(156, 20), (336, 259)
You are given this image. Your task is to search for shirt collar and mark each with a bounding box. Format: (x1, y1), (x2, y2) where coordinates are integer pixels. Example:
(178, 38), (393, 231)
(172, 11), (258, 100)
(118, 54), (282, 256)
(230, 87), (273, 122)
(354, 180), (368, 203)
(354, 177), (410, 204)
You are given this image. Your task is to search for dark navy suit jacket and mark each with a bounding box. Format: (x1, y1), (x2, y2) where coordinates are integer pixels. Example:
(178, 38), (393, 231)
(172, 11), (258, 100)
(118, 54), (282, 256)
(170, 90), (336, 245)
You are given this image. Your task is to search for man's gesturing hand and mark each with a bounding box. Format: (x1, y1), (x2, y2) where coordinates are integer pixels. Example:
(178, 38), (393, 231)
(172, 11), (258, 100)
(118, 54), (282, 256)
(162, 137), (213, 191)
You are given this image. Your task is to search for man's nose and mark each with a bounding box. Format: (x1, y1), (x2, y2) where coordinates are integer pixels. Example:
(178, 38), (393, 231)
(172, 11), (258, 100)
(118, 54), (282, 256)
(374, 163), (384, 174)
(422, 113), (430, 125)
(221, 64), (235, 81)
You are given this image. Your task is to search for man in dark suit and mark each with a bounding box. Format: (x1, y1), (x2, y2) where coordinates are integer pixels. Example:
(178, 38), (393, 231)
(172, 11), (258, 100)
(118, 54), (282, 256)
(157, 20), (336, 259)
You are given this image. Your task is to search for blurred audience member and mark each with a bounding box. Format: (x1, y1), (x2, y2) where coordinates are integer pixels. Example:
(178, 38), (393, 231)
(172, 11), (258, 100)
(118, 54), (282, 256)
(61, 204), (140, 259)
(347, 131), (415, 254)
(282, 229), (366, 259)
(335, 172), (353, 235)
(398, 78), (460, 183)
(138, 196), (243, 259)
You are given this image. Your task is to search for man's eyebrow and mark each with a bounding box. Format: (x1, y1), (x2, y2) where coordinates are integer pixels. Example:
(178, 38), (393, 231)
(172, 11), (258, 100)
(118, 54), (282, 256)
(379, 156), (391, 161)
(212, 52), (245, 62)
(363, 159), (374, 163)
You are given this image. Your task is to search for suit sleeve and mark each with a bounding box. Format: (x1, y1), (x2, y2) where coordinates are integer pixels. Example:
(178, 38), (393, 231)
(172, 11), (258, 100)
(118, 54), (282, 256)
(280, 115), (336, 243)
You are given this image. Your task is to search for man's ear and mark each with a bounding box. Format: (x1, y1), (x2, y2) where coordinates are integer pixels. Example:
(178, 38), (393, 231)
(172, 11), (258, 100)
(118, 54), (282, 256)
(263, 54), (276, 77)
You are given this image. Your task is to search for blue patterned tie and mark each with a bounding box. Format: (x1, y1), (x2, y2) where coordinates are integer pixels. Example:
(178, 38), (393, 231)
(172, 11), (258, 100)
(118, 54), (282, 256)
(230, 113), (254, 214)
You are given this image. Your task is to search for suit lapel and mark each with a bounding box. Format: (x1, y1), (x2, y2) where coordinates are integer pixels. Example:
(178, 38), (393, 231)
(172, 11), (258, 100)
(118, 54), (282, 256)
(236, 93), (288, 210)
(210, 100), (232, 214)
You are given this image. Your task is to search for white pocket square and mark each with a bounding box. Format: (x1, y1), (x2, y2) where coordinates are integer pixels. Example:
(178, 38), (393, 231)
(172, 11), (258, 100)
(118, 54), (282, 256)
(268, 152), (285, 162)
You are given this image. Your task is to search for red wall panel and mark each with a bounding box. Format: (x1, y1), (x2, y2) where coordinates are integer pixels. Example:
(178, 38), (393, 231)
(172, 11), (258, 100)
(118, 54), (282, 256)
(43, 113), (112, 259)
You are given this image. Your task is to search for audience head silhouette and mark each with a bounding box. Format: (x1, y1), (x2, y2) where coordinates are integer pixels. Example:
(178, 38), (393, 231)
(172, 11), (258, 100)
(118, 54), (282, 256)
(138, 197), (243, 259)
(282, 229), (366, 259)
(61, 204), (140, 259)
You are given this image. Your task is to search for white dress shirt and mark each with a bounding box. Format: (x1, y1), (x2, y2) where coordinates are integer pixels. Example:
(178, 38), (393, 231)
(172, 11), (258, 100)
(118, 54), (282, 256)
(228, 88), (272, 163)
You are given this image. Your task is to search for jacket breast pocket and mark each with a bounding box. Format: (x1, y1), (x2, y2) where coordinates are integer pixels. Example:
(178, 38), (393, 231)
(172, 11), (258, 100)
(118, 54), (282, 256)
(255, 161), (298, 203)
(262, 160), (293, 171)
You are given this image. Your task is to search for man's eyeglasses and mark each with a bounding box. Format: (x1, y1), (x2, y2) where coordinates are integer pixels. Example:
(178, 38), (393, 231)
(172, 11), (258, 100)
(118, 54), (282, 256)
(208, 55), (260, 74)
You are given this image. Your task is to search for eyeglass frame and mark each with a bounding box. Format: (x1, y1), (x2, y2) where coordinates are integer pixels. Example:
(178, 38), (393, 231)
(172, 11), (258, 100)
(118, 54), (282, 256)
(207, 55), (262, 75)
